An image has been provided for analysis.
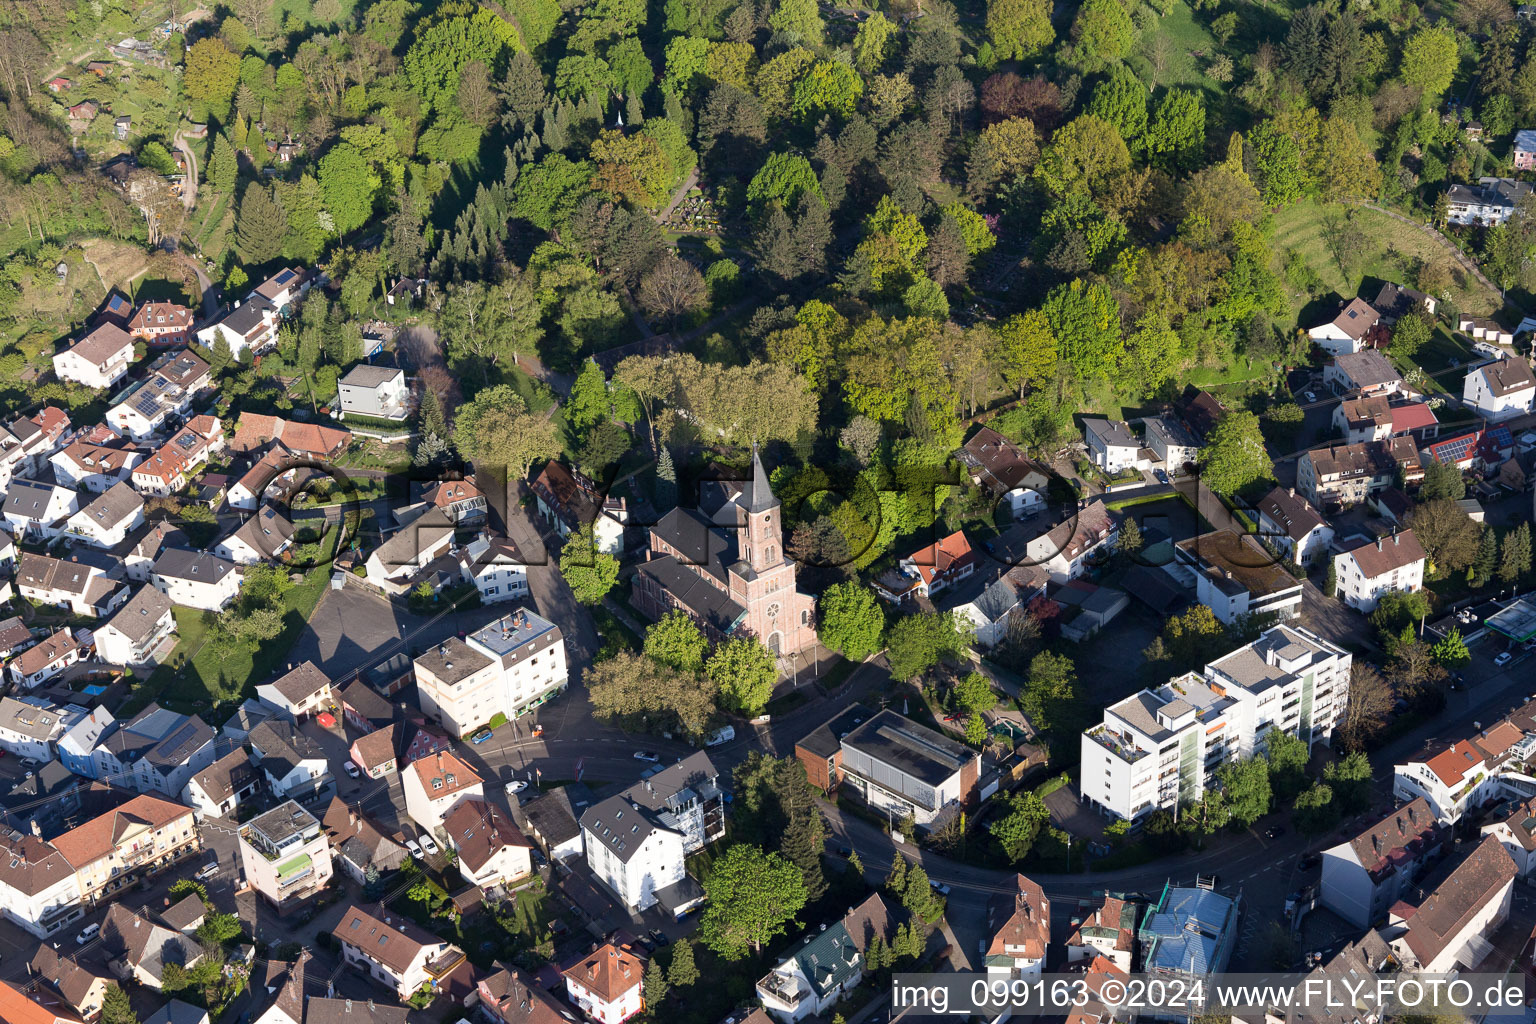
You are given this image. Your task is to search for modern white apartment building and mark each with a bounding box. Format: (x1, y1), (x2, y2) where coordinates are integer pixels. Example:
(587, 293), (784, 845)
(580, 795), (688, 912)
(237, 801), (334, 914)
(1462, 357), (1536, 422)
(412, 608), (566, 737)
(1080, 625), (1351, 822)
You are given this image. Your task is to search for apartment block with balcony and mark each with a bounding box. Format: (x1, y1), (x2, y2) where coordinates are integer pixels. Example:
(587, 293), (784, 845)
(413, 608), (567, 738)
(238, 801), (334, 914)
(1080, 625), (1351, 822)
(51, 793), (199, 907)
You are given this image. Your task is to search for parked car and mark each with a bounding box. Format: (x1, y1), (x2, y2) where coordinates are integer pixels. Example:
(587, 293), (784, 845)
(420, 835), (440, 855)
(1154, 469), (1169, 484)
(1496, 651), (1514, 667)
(704, 725), (735, 747)
(634, 750), (660, 762)
(76, 923), (99, 945)
(404, 838), (423, 858)
(194, 861), (220, 881)
(471, 728), (493, 745)
(1304, 391), (1317, 402)
(506, 780), (529, 794)
(930, 879), (951, 896)
(20, 758), (39, 769)
(343, 760), (360, 778)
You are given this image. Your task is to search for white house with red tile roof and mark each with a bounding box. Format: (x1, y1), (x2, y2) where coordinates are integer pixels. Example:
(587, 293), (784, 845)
(127, 301), (194, 346)
(8, 629), (81, 689)
(874, 530), (977, 603)
(1308, 297), (1379, 356)
(52, 323), (134, 389)
(984, 874), (1050, 977)
(402, 750), (484, 834)
(1064, 895), (1136, 970)
(131, 416), (224, 497)
(1393, 719), (1529, 823)
(563, 943), (645, 1024)
(1320, 797), (1446, 927)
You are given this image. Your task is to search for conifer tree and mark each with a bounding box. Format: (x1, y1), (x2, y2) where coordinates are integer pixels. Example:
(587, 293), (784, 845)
(668, 938), (699, 987)
(1501, 523), (1531, 584)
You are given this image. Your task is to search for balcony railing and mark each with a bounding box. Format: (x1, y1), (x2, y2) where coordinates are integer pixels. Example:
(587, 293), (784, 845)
(758, 972), (806, 1007)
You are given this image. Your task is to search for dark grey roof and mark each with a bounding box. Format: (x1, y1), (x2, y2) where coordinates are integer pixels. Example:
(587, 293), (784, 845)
(580, 795), (679, 864)
(303, 998), (410, 1024)
(263, 660), (331, 705)
(414, 637), (493, 685)
(796, 705), (873, 761)
(624, 752), (722, 820)
(634, 554), (747, 634)
(5, 479), (69, 522)
(745, 444), (779, 514)
(151, 547), (235, 584)
(339, 678), (393, 724)
(144, 715), (213, 770)
(215, 300), (272, 338)
(160, 893), (206, 932)
(224, 504), (293, 555)
(142, 998), (209, 1024)
(103, 585), (174, 643)
(74, 481), (143, 530)
(340, 364), (405, 389)
(519, 783), (595, 849)
(840, 710), (975, 786)
(250, 718), (325, 780)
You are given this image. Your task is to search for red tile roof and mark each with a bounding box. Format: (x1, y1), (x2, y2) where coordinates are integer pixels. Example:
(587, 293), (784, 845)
(563, 943), (645, 1004)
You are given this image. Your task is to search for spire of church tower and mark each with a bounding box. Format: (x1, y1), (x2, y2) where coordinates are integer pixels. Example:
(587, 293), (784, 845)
(745, 442), (779, 514)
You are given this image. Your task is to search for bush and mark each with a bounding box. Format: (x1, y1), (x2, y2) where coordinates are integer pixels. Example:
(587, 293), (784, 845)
(488, 712), (509, 729)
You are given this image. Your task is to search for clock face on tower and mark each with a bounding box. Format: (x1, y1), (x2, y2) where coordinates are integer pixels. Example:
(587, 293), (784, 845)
(767, 602), (781, 619)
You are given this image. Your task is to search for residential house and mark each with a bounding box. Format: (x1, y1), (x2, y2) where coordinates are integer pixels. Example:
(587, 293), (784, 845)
(238, 801), (334, 914)
(1463, 357), (1536, 422)
(0, 760), (83, 838)
(220, 699), (275, 746)
(1320, 798), (1446, 928)
(873, 530), (977, 603)
(386, 278), (427, 306)
(1424, 426), (1516, 473)
(5, 479), (79, 539)
(1170, 530), (1304, 624)
(580, 795), (689, 913)
(413, 608), (567, 737)
(756, 895), (895, 1022)
(350, 725), (400, 780)
(836, 710), (979, 828)
(226, 449), (292, 511)
(418, 477), (488, 524)
(214, 505), (294, 565)
(321, 799), (409, 884)
(333, 903), (466, 1000)
(1386, 834), (1516, 972)
(1178, 386), (1227, 440)
(254, 661), (334, 724)
(1334, 531), (1427, 612)
(196, 300), (278, 358)
(1295, 438), (1421, 509)
(942, 567), (1049, 648)
(1333, 396), (1439, 445)
(1064, 896), (1137, 970)
(63, 482), (144, 549)
(1373, 283), (1438, 323)
(126, 302), (193, 346)
(364, 508), (455, 591)
(130, 416), (225, 497)
(1083, 419), (1148, 474)
(17, 551), (126, 617)
(122, 522), (184, 582)
(402, 750), (484, 834)
(1143, 415), (1201, 474)
(531, 461), (628, 555)
(49, 441), (141, 493)
(52, 793), (199, 908)
(55, 708), (114, 780)
(1138, 885), (1239, 976)
(143, 1001), (208, 1024)
(53, 323), (133, 389)
(180, 747), (260, 820)
(1481, 796), (1536, 876)
(983, 875), (1050, 977)
(1325, 350), (1403, 398)
(94, 585), (175, 666)
(106, 349), (211, 440)
(339, 680), (394, 733)
(88, 704), (216, 797)
(957, 427), (1052, 495)
(98, 904), (202, 988)
(0, 830), (83, 938)
(29, 944), (111, 1021)
(458, 535), (529, 605)
(1446, 178), (1533, 225)
(0, 616), (31, 658)
(0, 696), (72, 759)
(1394, 719), (1531, 824)
(1308, 298), (1380, 356)
(160, 894), (207, 935)
(399, 718), (453, 765)
(620, 752), (726, 855)
(1081, 625), (1352, 822)
(442, 798), (532, 890)
(250, 718), (333, 803)
(67, 101), (98, 121)
(516, 783), (595, 863)
(1516, 129), (1536, 169)
(1024, 500), (1118, 581)
(9, 630), (82, 689)
(562, 943), (645, 1024)
(151, 548), (239, 611)
(0, 979), (91, 1024)
(338, 365), (409, 421)
(229, 414), (350, 461)
(1255, 487), (1334, 567)
(477, 963), (571, 1024)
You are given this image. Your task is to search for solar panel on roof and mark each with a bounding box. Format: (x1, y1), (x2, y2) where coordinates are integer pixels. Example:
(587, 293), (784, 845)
(274, 270), (295, 285)
(1434, 435), (1477, 462)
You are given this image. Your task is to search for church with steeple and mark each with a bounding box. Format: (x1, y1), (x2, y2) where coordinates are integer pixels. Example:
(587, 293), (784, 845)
(631, 446), (818, 657)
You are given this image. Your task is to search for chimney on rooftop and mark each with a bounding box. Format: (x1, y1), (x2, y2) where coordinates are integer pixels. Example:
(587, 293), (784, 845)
(1377, 537), (1383, 551)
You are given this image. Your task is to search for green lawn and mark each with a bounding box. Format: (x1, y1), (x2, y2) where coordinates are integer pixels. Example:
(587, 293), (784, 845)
(1129, 0), (1225, 91)
(1394, 325), (1476, 392)
(1270, 200), (1500, 326)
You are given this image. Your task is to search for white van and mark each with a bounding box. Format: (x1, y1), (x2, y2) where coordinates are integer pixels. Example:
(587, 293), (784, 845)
(705, 725), (735, 747)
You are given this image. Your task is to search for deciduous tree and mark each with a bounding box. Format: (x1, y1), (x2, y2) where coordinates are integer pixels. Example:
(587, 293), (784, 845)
(451, 385), (561, 480)
(699, 845), (808, 958)
(819, 581), (885, 660)
(644, 610), (709, 672)
(707, 635), (777, 715)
